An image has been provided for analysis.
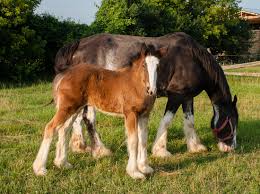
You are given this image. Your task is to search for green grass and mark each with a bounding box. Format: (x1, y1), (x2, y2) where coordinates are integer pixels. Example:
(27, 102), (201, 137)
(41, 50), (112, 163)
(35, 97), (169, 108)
(225, 65), (260, 73)
(0, 76), (260, 193)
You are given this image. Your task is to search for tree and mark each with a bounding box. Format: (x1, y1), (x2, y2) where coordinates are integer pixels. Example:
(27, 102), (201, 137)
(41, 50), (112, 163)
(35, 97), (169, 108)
(28, 14), (92, 76)
(92, 0), (140, 34)
(92, 0), (252, 55)
(0, 0), (92, 81)
(0, 0), (46, 81)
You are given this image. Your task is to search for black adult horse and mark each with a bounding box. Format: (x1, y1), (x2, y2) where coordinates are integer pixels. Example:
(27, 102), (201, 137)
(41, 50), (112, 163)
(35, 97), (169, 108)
(55, 32), (238, 158)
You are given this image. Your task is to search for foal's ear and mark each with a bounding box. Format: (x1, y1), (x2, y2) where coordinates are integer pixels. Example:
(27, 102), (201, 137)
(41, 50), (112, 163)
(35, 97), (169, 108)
(232, 95), (237, 106)
(158, 46), (168, 57)
(140, 43), (148, 56)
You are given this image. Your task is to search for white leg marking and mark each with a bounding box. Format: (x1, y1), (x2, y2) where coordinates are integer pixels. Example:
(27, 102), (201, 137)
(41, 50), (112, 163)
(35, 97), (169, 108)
(137, 116), (153, 174)
(152, 111), (174, 157)
(33, 137), (52, 176)
(87, 106), (112, 158)
(145, 55), (159, 95)
(183, 114), (207, 153)
(70, 110), (90, 153)
(126, 129), (145, 179)
(54, 115), (76, 168)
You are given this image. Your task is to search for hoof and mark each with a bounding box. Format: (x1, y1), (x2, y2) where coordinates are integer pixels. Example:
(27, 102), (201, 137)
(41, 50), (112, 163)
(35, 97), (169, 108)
(127, 170), (146, 179)
(63, 162), (73, 169)
(54, 160), (73, 169)
(152, 147), (172, 158)
(138, 165), (154, 174)
(70, 135), (88, 153)
(33, 165), (47, 176)
(218, 142), (234, 152)
(33, 161), (47, 176)
(92, 146), (112, 159)
(188, 144), (208, 153)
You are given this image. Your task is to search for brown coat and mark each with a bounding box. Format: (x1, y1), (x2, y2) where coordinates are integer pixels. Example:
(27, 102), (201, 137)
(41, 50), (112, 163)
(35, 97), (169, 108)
(54, 57), (155, 118)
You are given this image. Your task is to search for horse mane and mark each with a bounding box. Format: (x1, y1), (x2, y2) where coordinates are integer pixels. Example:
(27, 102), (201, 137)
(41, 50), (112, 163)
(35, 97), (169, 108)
(54, 40), (80, 74)
(189, 37), (231, 100)
(123, 43), (154, 66)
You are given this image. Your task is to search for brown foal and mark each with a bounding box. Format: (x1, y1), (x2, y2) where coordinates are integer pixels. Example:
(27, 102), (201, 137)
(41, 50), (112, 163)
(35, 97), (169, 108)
(33, 44), (167, 179)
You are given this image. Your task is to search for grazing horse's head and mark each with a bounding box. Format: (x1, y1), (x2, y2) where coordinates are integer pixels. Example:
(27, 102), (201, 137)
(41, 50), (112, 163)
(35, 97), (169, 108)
(136, 43), (168, 96)
(211, 95), (239, 152)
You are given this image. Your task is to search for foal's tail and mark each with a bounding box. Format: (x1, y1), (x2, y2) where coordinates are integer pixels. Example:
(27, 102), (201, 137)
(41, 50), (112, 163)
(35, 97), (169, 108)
(43, 99), (54, 107)
(54, 40), (80, 74)
(51, 73), (65, 107)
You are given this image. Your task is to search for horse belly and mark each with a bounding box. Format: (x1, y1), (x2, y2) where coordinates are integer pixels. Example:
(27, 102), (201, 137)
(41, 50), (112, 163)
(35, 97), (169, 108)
(95, 107), (124, 117)
(88, 91), (124, 117)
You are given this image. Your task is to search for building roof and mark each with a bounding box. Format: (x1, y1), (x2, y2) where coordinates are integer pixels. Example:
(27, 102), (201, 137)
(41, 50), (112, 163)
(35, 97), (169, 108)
(241, 10), (260, 24)
(241, 10), (259, 16)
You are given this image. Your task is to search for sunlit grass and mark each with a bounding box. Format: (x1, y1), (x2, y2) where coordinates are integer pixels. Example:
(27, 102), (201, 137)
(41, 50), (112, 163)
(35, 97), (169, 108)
(0, 76), (259, 193)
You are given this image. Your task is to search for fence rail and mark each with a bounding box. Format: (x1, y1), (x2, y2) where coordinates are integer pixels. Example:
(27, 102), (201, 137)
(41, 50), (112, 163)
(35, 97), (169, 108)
(222, 61), (260, 77)
(215, 54), (260, 65)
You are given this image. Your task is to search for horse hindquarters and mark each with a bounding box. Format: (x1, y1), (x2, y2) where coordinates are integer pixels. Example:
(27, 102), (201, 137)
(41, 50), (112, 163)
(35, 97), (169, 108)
(33, 108), (77, 176)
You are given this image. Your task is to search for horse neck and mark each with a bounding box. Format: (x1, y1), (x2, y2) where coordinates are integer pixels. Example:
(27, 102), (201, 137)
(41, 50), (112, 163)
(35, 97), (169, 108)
(206, 83), (232, 120)
(126, 59), (147, 86)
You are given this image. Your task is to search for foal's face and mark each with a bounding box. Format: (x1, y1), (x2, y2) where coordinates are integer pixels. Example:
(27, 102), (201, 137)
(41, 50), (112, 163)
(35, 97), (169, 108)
(141, 45), (168, 96)
(145, 55), (160, 95)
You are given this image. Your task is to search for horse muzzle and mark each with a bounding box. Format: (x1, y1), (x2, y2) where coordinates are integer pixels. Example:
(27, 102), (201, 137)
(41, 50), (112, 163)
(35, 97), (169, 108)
(217, 141), (235, 152)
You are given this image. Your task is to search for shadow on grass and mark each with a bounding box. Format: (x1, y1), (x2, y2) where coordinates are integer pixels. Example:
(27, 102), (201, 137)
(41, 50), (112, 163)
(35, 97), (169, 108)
(64, 119), (259, 175)
(0, 77), (52, 89)
(236, 119), (260, 153)
(152, 119), (260, 174)
(153, 153), (226, 174)
(164, 118), (260, 155)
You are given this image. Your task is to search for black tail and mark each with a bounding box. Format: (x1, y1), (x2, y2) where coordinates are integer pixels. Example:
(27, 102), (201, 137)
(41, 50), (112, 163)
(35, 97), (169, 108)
(191, 39), (231, 99)
(43, 99), (54, 107)
(54, 40), (80, 74)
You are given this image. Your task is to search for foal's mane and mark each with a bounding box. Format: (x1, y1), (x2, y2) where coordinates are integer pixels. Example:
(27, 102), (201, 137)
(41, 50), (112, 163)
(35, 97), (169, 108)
(123, 43), (155, 68)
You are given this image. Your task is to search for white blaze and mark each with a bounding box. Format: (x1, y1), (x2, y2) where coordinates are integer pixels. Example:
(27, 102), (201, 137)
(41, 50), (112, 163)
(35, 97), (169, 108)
(213, 104), (219, 127)
(145, 55), (159, 95)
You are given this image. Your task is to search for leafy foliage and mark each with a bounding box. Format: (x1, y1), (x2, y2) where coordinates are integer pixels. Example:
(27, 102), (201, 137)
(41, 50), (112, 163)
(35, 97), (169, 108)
(93, 0), (252, 54)
(28, 14), (92, 77)
(0, 0), (253, 82)
(0, 0), (45, 81)
(0, 0), (91, 82)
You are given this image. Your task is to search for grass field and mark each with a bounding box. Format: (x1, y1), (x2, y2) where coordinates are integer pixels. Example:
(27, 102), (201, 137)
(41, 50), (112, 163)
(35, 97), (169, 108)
(0, 76), (260, 193)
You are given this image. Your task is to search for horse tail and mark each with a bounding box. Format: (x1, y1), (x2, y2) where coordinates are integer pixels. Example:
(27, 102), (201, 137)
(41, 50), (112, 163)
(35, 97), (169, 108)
(52, 73), (65, 107)
(191, 40), (231, 99)
(43, 99), (54, 107)
(54, 40), (80, 74)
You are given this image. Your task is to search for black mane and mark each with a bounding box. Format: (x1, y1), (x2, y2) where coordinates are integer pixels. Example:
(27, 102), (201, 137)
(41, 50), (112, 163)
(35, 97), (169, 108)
(189, 36), (231, 100)
(54, 40), (80, 74)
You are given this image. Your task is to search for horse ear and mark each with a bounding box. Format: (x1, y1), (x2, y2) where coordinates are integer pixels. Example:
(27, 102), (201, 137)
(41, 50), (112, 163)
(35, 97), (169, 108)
(233, 95), (237, 106)
(159, 46), (168, 57)
(140, 43), (148, 56)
